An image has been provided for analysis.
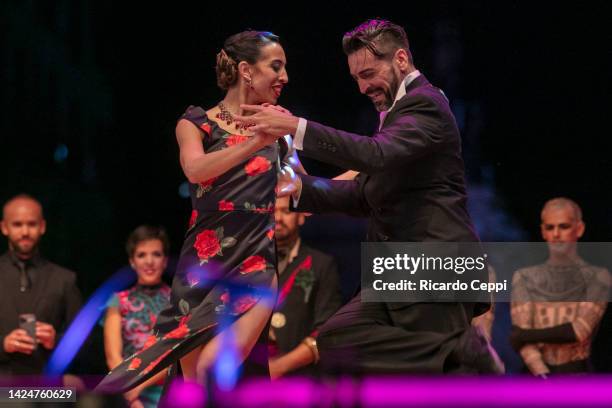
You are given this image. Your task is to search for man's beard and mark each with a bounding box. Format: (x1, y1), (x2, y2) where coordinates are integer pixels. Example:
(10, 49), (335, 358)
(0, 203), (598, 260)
(10, 239), (38, 258)
(275, 227), (298, 250)
(371, 73), (402, 112)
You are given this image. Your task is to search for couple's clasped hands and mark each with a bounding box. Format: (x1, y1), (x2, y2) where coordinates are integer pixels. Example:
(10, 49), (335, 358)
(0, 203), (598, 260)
(235, 104), (303, 198)
(234, 103), (299, 143)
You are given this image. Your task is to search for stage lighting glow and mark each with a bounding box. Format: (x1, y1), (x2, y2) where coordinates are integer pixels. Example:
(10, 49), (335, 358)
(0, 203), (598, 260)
(163, 380), (207, 408)
(45, 267), (136, 375)
(178, 181), (190, 198)
(312, 179), (332, 191)
(214, 328), (239, 391)
(53, 144), (69, 162)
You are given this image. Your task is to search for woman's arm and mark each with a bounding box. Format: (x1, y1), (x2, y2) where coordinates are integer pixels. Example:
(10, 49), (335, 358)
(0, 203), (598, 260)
(177, 119), (276, 183)
(103, 307), (123, 371)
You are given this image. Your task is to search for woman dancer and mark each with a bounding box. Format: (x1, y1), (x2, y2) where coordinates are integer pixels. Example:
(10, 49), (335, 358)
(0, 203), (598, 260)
(97, 30), (288, 394)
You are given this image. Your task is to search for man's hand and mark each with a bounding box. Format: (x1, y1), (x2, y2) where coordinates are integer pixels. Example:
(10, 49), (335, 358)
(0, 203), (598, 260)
(3, 329), (36, 354)
(36, 322), (56, 350)
(235, 104), (300, 137)
(262, 103), (292, 116)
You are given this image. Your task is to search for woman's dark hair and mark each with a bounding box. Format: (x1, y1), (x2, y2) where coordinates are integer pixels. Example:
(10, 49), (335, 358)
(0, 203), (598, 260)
(125, 225), (170, 258)
(216, 31), (280, 90)
(342, 19), (412, 62)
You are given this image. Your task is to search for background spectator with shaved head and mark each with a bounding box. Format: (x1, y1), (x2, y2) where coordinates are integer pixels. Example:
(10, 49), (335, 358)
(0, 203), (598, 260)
(0, 194), (82, 376)
(511, 197), (610, 375)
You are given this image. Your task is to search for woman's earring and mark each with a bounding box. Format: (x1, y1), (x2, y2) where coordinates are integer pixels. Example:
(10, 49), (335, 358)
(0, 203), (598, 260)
(245, 76), (253, 89)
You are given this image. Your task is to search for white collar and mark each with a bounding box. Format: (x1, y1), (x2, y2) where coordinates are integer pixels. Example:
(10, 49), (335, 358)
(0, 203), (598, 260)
(379, 70), (421, 129)
(388, 70), (421, 112)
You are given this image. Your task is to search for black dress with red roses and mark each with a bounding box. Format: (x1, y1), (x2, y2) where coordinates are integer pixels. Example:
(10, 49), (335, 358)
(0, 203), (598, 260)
(96, 105), (278, 392)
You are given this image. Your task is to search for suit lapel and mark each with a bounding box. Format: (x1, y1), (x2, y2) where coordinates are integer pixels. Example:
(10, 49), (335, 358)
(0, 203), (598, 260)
(279, 248), (307, 284)
(277, 248), (312, 307)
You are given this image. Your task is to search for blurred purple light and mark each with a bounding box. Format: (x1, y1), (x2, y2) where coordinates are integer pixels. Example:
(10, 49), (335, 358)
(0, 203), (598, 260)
(204, 376), (612, 407)
(162, 380), (206, 408)
(361, 377), (612, 407)
(46, 267), (136, 375)
(215, 327), (240, 391)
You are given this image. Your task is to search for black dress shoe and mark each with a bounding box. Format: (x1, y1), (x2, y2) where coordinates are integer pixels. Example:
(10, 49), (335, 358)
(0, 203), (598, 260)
(451, 326), (505, 374)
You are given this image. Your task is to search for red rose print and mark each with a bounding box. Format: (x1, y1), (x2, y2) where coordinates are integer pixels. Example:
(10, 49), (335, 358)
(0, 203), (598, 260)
(240, 255), (267, 274)
(233, 296), (258, 314)
(199, 177), (217, 189)
(127, 357), (142, 371)
(266, 228), (274, 240)
(194, 230), (221, 261)
(164, 324), (189, 340)
(164, 315), (191, 340)
(226, 134), (249, 146)
(188, 210), (198, 229)
(218, 200), (235, 211)
(245, 156), (272, 177)
(196, 176), (218, 198)
(200, 122), (212, 136)
(220, 291), (230, 304)
(179, 314), (192, 327)
(142, 350), (172, 376)
(142, 335), (157, 351)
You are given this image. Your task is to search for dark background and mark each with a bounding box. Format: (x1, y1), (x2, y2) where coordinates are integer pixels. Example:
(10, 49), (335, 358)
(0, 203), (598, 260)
(1, 2), (610, 373)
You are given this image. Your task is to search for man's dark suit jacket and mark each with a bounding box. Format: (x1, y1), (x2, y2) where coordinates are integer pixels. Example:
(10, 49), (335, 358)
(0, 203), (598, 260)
(273, 243), (342, 375)
(295, 75), (489, 340)
(296, 74), (478, 244)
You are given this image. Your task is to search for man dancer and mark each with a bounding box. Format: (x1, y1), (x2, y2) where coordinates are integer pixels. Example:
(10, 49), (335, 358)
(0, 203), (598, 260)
(239, 19), (502, 373)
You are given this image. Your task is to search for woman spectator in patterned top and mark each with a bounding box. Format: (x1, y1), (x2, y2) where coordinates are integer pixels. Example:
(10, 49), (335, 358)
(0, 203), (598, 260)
(104, 226), (171, 408)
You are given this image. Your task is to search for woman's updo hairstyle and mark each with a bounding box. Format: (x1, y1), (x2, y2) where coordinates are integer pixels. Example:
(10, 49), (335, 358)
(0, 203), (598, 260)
(215, 30), (280, 90)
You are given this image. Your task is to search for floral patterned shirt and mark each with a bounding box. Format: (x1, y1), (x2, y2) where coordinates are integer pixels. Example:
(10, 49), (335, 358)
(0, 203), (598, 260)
(108, 283), (171, 358)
